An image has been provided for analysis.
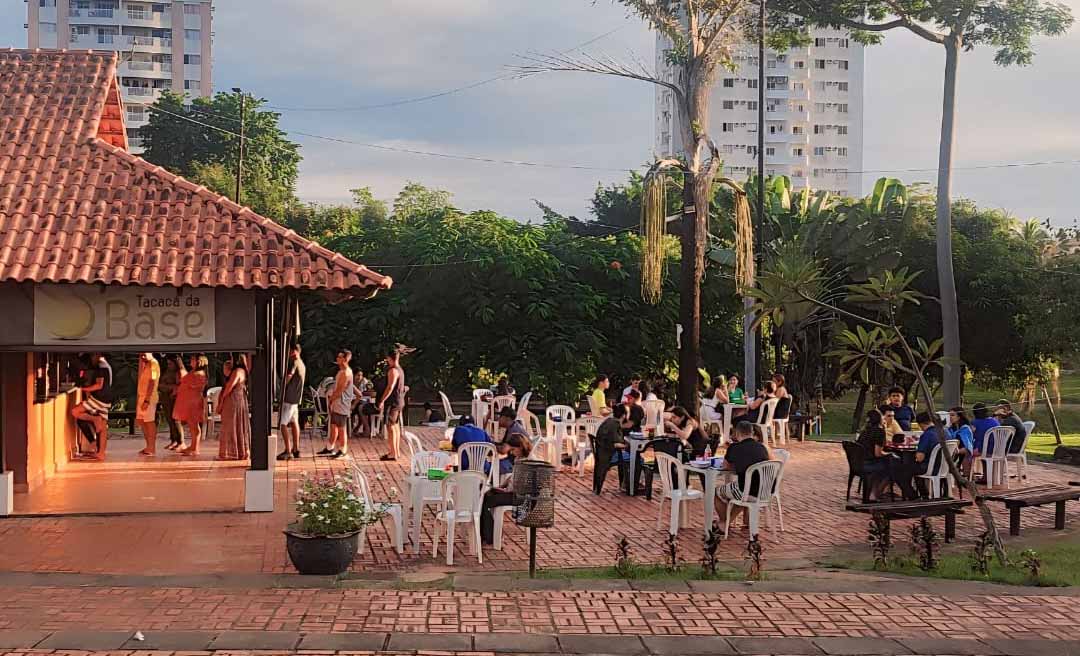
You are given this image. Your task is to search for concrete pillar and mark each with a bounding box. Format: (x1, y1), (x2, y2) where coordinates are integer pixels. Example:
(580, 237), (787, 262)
(200, 0), (212, 95)
(57, 0), (70, 49)
(28, 0), (39, 49)
(171, 1), (184, 93)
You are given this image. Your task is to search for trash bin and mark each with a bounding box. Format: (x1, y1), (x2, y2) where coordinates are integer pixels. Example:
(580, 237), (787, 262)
(512, 459), (556, 575)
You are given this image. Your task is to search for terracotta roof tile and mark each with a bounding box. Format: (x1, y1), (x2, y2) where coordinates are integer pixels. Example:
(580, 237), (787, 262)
(0, 49), (391, 296)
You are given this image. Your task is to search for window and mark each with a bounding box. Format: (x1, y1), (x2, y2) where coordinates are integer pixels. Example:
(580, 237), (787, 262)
(184, 54), (201, 65)
(814, 147), (825, 156)
(838, 39), (849, 48)
(838, 103), (848, 113)
(184, 29), (200, 41)
(838, 147), (848, 156)
(792, 147), (804, 156)
(747, 78), (758, 89)
(765, 147), (775, 156)
(767, 59), (777, 69)
(39, 0), (57, 7)
(723, 100), (734, 110)
(183, 3), (201, 14)
(184, 79), (200, 91)
(39, 22), (57, 33)
(792, 125), (804, 135)
(815, 37), (826, 47)
(814, 103), (826, 112)
(722, 122), (735, 132)
(839, 60), (849, 70)
(723, 78), (735, 88)
(152, 3), (166, 11)
(839, 82), (849, 92)
(815, 59), (825, 69)
(838, 125), (848, 135)
(794, 60), (805, 69)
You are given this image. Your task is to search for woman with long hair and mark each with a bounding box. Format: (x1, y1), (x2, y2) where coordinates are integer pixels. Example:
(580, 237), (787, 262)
(857, 409), (891, 501)
(217, 353), (251, 461)
(174, 354), (209, 456)
(480, 433), (531, 544)
(948, 406), (975, 476)
(665, 406), (711, 458)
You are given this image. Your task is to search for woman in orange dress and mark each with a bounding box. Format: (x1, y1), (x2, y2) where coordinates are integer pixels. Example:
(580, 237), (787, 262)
(217, 354), (251, 461)
(173, 354), (209, 456)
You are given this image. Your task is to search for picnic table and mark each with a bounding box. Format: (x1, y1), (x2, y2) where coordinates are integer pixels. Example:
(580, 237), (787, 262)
(846, 498), (971, 542)
(979, 484), (1080, 536)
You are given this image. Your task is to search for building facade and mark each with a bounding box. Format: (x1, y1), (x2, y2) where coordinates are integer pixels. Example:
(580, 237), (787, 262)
(655, 28), (864, 197)
(27, 0), (213, 151)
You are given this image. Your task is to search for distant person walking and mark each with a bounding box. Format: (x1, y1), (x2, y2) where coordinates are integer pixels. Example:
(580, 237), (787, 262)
(136, 352), (161, 457)
(217, 354), (251, 461)
(159, 354), (184, 450)
(175, 354), (209, 456)
(277, 344), (306, 460)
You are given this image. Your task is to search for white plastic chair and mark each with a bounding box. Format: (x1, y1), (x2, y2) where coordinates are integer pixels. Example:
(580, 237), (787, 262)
(654, 453), (704, 535)
(313, 377), (336, 439)
(721, 460), (783, 539)
(771, 448), (790, 531)
(472, 388), (491, 399)
(522, 411), (544, 442)
(642, 399), (665, 434)
(438, 392), (461, 426)
(516, 391), (533, 420)
(493, 394), (516, 413)
(492, 503), (516, 550)
(405, 449), (451, 518)
(459, 441), (497, 485)
(544, 405), (576, 466)
(917, 441), (957, 500)
(204, 386), (223, 438)
(753, 398), (780, 446)
(404, 431), (424, 462)
(433, 471), (487, 565)
(1008, 421), (1035, 481)
(977, 426), (1014, 489)
(349, 462), (404, 554)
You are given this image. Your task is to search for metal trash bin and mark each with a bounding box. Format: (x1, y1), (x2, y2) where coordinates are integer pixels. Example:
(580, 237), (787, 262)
(511, 459), (556, 575)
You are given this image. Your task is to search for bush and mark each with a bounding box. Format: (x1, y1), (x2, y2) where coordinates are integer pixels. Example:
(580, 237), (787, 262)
(294, 471), (388, 536)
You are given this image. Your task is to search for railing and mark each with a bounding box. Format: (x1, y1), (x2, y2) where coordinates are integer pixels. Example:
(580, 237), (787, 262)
(97, 34), (115, 44)
(127, 111), (147, 122)
(124, 35), (172, 49)
(128, 137), (145, 149)
(89, 8), (114, 18)
(128, 61), (153, 70)
(124, 87), (154, 97)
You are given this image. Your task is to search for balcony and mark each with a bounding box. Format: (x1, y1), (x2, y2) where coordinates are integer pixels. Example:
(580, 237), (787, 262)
(119, 60), (172, 79)
(119, 35), (173, 52)
(122, 86), (162, 99)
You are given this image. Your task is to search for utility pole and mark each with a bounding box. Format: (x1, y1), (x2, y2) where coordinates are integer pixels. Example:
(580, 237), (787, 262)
(232, 87), (246, 205)
(743, 0), (766, 391)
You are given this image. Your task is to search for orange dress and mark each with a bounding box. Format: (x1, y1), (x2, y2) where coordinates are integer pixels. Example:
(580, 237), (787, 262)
(172, 370), (207, 425)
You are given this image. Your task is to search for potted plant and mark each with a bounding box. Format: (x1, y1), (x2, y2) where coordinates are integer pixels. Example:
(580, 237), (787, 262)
(285, 471), (388, 575)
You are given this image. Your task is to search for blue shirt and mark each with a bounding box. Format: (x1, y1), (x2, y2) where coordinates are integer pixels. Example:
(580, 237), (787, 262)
(948, 424), (974, 452)
(971, 417), (1000, 453)
(916, 426), (943, 457)
(451, 424), (491, 469)
(888, 403), (916, 431)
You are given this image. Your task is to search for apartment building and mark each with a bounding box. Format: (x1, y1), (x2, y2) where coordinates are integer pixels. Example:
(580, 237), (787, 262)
(27, 0), (213, 151)
(655, 28), (864, 197)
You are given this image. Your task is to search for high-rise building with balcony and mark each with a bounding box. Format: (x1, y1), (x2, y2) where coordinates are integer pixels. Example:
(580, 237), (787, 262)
(27, 0), (213, 151)
(655, 28), (864, 197)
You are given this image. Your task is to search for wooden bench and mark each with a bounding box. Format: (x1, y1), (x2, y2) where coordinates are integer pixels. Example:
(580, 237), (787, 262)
(979, 485), (1080, 536)
(846, 499), (972, 542)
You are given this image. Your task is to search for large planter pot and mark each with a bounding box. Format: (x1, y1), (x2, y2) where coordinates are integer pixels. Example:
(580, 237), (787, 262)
(284, 525), (363, 575)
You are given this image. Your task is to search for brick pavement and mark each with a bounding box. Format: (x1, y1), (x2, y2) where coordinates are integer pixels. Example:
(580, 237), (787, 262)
(2, 428), (1078, 575)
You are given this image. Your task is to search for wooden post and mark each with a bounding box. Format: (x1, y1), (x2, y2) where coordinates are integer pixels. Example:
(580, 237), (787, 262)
(1041, 385), (1063, 445)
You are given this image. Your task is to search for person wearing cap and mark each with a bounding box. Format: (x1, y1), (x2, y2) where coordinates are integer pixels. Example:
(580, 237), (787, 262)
(496, 405), (529, 444)
(450, 415), (491, 469)
(995, 400), (1028, 455)
(971, 402), (1001, 458)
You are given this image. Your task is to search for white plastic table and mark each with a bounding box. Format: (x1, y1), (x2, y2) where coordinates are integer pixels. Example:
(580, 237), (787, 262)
(405, 473), (445, 554)
(723, 404), (748, 441)
(623, 433), (656, 496)
(684, 461), (736, 538)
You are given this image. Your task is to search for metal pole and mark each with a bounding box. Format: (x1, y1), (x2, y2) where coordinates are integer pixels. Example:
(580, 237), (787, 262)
(529, 527), (537, 578)
(232, 87), (245, 205)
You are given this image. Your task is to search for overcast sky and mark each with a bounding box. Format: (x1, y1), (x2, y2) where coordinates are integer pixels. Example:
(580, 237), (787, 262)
(4, 0), (1077, 225)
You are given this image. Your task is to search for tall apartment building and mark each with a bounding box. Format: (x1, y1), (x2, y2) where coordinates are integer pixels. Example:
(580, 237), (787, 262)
(655, 28), (864, 197)
(27, 0), (213, 151)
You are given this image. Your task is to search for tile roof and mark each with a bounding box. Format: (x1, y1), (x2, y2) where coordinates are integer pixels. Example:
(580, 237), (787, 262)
(0, 49), (392, 296)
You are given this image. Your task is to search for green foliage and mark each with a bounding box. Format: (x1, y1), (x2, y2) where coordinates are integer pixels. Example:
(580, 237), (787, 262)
(613, 536), (636, 577)
(293, 471), (388, 537)
(393, 182), (453, 221)
(187, 161), (295, 218)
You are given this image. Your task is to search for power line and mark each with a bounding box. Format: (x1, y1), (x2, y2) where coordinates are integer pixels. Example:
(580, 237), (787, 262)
(263, 26), (624, 113)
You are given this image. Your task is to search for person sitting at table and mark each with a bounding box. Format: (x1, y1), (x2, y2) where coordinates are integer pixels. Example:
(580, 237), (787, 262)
(495, 376), (515, 398)
(700, 376), (727, 423)
(495, 406), (529, 444)
(589, 375), (612, 416)
(715, 421), (770, 524)
(743, 381), (776, 424)
(913, 412), (949, 498)
(878, 404), (905, 441)
(947, 406), (975, 477)
(614, 389), (645, 435)
(771, 373), (789, 401)
(621, 374), (642, 400)
(970, 402), (1001, 460)
(727, 374), (746, 405)
(664, 406), (710, 458)
(857, 410), (895, 501)
(885, 387), (916, 431)
(994, 399), (1028, 455)
(480, 433), (531, 545)
(451, 415), (490, 469)
(592, 414), (631, 495)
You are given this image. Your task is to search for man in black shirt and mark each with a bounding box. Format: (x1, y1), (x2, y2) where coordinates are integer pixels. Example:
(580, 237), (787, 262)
(613, 389), (645, 435)
(71, 353), (113, 460)
(995, 400), (1028, 455)
(716, 420), (769, 524)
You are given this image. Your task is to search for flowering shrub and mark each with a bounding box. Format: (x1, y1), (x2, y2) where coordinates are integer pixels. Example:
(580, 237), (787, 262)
(294, 471), (389, 536)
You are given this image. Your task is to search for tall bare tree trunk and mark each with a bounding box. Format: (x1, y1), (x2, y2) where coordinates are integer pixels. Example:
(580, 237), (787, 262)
(678, 173), (704, 411)
(936, 35), (963, 408)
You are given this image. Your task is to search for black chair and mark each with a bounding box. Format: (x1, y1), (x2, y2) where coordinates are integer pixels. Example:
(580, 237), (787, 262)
(842, 441), (871, 503)
(774, 396), (792, 420)
(591, 435), (629, 495)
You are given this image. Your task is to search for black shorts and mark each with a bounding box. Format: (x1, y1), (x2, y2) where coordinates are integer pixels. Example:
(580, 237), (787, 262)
(384, 404), (401, 422)
(330, 412), (350, 428)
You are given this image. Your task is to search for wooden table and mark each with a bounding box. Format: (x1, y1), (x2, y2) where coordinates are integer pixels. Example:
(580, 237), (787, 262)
(979, 485), (1080, 536)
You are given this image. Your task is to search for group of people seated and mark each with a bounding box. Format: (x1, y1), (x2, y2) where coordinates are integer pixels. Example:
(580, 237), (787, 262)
(700, 372), (793, 427)
(856, 387), (1030, 501)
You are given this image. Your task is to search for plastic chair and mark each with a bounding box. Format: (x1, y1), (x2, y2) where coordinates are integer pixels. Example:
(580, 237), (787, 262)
(438, 392), (461, 426)
(1007, 421), (1035, 481)
(653, 453), (704, 534)
(349, 461), (404, 554)
(772, 397), (792, 446)
(642, 399), (665, 434)
(404, 431), (424, 462)
(472, 388), (491, 399)
(977, 426), (1014, 488)
(753, 398), (780, 446)
(771, 448), (790, 531)
(546, 405), (577, 465)
(917, 441), (957, 500)
(433, 471), (487, 565)
(405, 449), (451, 521)
(721, 460), (783, 539)
(459, 441), (497, 484)
(204, 386), (222, 438)
(492, 504), (516, 550)
(842, 441), (869, 502)
(516, 391), (533, 420)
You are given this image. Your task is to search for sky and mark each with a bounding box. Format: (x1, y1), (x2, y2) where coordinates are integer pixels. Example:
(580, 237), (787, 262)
(3, 0), (1078, 226)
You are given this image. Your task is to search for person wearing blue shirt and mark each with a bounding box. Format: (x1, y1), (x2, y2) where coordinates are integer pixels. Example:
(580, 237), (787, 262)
(451, 415), (491, 470)
(970, 402), (1001, 457)
(946, 406), (975, 477)
(885, 387), (916, 431)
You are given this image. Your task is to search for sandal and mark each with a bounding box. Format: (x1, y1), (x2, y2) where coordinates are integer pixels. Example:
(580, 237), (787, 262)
(137, 449), (155, 457)
(379, 454), (396, 461)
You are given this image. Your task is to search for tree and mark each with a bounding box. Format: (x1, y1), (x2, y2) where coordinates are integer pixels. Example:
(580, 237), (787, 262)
(392, 182), (454, 221)
(519, 2), (800, 409)
(772, 0), (1074, 407)
(141, 90), (302, 213)
(187, 162), (296, 219)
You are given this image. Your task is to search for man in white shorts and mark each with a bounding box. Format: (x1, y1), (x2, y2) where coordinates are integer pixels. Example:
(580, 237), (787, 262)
(277, 343), (306, 460)
(716, 420), (770, 523)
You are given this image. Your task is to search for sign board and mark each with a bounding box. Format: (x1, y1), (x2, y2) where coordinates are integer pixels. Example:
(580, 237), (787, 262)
(33, 284), (216, 347)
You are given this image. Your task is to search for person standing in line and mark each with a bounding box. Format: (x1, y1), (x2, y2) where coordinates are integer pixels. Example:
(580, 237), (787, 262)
(136, 352), (161, 457)
(319, 350), (355, 459)
(71, 353), (113, 460)
(175, 354), (209, 456)
(378, 347), (407, 461)
(159, 354), (184, 450)
(217, 354), (251, 461)
(277, 344), (306, 460)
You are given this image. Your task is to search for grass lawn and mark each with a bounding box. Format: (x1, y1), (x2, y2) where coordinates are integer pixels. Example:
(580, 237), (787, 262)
(832, 541), (1080, 587)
